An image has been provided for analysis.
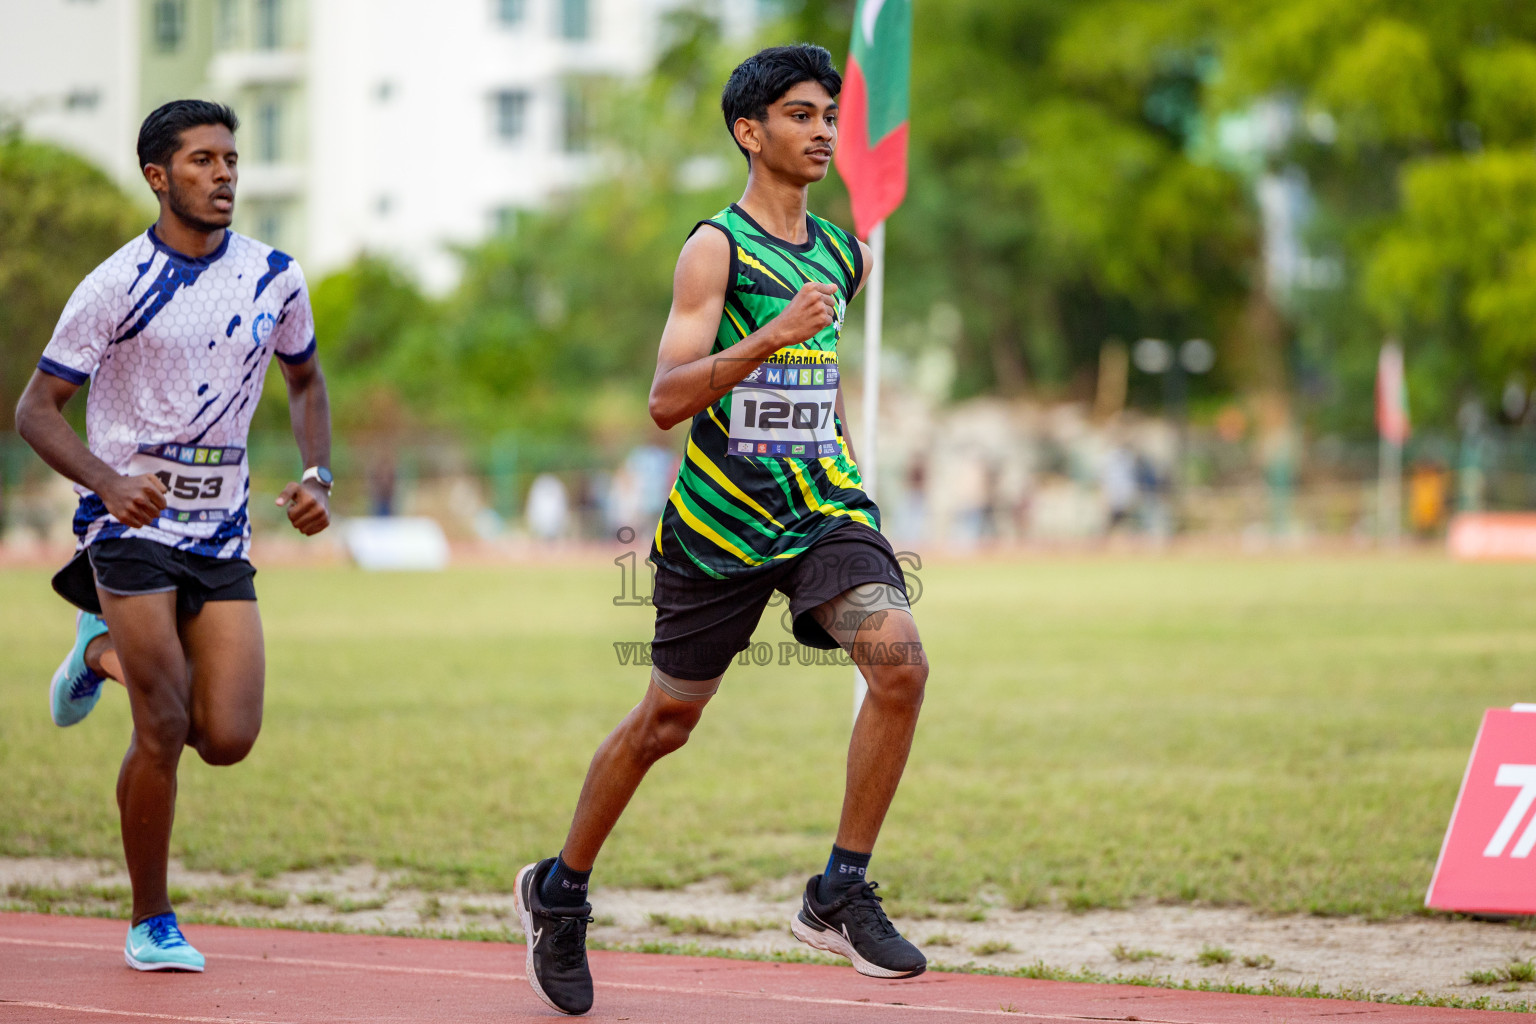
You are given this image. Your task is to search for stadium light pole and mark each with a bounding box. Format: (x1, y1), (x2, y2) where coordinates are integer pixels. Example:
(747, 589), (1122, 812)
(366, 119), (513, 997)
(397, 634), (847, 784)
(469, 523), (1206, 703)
(1132, 338), (1214, 513)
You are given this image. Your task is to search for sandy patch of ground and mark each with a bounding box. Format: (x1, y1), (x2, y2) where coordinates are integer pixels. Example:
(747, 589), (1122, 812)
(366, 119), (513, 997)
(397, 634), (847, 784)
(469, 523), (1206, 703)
(3, 857), (1532, 1010)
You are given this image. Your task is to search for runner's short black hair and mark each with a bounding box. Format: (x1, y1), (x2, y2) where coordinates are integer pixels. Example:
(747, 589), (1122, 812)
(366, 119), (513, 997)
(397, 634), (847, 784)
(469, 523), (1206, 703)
(722, 44), (842, 163)
(137, 100), (239, 170)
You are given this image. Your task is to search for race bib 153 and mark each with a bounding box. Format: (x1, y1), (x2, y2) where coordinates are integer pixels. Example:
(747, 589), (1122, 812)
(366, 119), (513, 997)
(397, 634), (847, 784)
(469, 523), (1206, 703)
(126, 443), (246, 523)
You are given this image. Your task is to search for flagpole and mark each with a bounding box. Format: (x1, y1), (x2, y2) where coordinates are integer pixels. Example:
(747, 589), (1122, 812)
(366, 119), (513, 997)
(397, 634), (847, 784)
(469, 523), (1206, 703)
(1379, 434), (1403, 547)
(854, 219), (886, 719)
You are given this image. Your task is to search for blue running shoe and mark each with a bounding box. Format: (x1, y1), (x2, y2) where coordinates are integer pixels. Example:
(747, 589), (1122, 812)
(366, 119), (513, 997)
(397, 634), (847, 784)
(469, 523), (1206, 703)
(124, 912), (205, 972)
(49, 611), (109, 727)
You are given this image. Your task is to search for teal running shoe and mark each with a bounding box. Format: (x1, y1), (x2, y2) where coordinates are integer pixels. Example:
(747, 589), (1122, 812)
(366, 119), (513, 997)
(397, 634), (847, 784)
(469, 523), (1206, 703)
(49, 611), (109, 727)
(124, 912), (205, 972)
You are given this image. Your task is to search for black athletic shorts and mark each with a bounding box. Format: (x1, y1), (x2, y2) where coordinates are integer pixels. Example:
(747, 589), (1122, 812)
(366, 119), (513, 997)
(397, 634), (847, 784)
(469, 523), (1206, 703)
(52, 537), (257, 618)
(650, 523), (909, 681)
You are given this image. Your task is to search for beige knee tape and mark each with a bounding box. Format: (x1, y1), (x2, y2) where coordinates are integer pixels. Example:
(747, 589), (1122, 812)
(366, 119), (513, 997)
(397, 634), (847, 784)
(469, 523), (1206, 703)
(650, 666), (723, 702)
(814, 582), (911, 653)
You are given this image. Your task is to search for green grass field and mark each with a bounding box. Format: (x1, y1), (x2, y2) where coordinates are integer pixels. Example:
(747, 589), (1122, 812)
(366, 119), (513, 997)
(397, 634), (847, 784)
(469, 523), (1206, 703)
(1, 554), (1532, 918)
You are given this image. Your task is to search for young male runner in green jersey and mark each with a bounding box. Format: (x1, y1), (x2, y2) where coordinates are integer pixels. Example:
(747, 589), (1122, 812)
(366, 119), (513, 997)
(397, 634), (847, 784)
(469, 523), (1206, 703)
(515, 44), (929, 1015)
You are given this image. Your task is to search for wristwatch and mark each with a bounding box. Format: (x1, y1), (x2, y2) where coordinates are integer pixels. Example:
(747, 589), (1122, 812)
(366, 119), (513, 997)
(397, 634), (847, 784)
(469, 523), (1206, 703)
(302, 466), (334, 491)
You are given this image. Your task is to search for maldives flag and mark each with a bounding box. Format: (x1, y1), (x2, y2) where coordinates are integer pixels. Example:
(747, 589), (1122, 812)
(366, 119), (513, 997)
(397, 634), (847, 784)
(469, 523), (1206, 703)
(1376, 340), (1410, 444)
(836, 0), (911, 239)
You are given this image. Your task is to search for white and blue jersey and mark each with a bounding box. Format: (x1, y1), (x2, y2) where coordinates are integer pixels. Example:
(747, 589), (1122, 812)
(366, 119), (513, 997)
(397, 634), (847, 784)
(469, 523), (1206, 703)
(38, 228), (316, 560)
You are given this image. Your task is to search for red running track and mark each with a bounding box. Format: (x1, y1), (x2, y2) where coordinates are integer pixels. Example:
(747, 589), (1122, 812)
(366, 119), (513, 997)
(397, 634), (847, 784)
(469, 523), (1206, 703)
(0, 913), (1504, 1023)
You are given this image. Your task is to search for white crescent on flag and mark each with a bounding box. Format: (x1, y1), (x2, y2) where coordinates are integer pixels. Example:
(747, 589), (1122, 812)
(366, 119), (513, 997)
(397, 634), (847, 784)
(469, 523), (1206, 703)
(861, 0), (888, 46)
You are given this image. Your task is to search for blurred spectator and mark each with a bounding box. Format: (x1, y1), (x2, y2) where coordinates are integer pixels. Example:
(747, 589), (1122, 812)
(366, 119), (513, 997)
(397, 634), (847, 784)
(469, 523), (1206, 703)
(1135, 452), (1172, 539)
(605, 462), (642, 538)
(898, 453), (928, 542)
(526, 473), (570, 541)
(1409, 461), (1450, 536)
(369, 449), (398, 517)
(1101, 444), (1138, 531)
(980, 460), (1004, 541)
(573, 472), (605, 539)
(948, 454), (989, 548)
(1215, 404), (1248, 444)
(630, 445), (678, 518)
(606, 445), (676, 538)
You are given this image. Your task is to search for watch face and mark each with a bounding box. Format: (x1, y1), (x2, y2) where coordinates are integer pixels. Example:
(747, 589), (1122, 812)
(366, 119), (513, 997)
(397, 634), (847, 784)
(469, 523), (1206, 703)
(317, 466), (334, 486)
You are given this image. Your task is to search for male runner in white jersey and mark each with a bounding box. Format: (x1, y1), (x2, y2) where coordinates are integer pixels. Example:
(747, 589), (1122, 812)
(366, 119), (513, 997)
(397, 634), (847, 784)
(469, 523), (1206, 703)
(15, 100), (332, 972)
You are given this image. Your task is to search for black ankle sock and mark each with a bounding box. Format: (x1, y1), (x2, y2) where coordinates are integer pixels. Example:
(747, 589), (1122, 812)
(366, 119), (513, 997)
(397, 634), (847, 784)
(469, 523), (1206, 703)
(818, 844), (872, 902)
(540, 854), (591, 908)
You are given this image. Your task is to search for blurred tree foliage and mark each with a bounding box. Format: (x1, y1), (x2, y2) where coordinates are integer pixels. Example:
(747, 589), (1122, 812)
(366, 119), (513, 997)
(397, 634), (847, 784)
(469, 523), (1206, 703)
(780, 0), (1260, 404)
(1211, 0), (1536, 430)
(783, 0), (1536, 430)
(0, 135), (145, 431)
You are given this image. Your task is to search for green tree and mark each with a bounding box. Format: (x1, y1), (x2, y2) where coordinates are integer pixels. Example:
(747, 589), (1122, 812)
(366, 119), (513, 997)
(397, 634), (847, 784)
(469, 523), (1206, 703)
(1367, 152), (1536, 392)
(1216, 0), (1536, 430)
(253, 255), (433, 435)
(0, 135), (146, 430)
(778, 0), (1259, 402)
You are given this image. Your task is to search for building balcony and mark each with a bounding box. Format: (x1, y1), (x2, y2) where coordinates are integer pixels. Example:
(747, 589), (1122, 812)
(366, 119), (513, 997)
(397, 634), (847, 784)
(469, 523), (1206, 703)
(238, 163), (304, 200)
(211, 49), (305, 88)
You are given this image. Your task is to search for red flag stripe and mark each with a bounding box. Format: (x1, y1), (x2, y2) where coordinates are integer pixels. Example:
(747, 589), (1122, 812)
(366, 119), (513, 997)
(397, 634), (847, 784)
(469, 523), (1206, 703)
(837, 57), (909, 240)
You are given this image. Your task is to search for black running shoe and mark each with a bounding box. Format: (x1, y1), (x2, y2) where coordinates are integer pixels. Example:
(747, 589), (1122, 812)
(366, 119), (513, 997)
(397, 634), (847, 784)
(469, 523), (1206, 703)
(791, 876), (927, 978)
(514, 858), (595, 1015)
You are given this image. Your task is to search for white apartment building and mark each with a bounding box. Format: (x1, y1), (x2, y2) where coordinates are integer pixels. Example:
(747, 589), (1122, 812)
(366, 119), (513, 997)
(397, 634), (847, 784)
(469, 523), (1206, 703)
(1, 0), (762, 290)
(0, 0), (143, 188)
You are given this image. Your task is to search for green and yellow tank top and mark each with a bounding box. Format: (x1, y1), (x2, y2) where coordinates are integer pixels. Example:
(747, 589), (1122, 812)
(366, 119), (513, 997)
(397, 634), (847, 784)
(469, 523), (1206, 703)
(650, 204), (880, 579)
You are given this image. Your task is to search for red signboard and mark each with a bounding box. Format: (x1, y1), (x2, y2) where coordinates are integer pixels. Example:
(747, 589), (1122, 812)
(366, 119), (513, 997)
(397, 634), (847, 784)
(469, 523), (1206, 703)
(1449, 513), (1536, 561)
(1427, 708), (1536, 914)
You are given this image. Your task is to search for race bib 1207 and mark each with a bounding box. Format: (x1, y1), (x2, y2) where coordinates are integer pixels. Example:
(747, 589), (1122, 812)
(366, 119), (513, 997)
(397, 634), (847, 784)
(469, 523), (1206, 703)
(727, 359), (841, 459)
(126, 443), (246, 523)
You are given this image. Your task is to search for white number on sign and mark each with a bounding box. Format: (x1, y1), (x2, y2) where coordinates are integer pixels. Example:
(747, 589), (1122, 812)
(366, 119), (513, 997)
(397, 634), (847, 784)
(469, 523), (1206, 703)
(1484, 763), (1536, 858)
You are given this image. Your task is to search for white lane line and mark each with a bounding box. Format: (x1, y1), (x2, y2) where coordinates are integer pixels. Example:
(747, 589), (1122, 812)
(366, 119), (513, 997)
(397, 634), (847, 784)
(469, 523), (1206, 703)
(0, 936), (1200, 1022)
(0, 937), (520, 982)
(0, 1000), (296, 1024)
(591, 980), (1188, 1020)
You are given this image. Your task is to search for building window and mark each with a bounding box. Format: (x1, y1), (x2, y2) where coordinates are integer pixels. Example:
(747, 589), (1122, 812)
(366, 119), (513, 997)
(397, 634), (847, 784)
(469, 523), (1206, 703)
(561, 82), (590, 152)
(65, 89), (101, 111)
(491, 206), (518, 235)
(558, 0), (589, 40)
(256, 206), (283, 247)
(152, 0), (185, 51)
(258, 99), (282, 162)
(494, 90), (529, 142)
(255, 0), (281, 49)
(497, 0), (526, 25)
